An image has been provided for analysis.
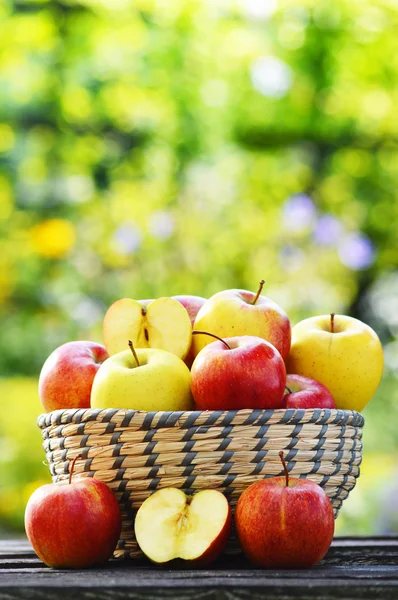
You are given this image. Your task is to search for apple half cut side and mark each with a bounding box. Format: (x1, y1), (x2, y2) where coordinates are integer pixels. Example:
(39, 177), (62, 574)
(134, 488), (232, 565)
(103, 297), (192, 360)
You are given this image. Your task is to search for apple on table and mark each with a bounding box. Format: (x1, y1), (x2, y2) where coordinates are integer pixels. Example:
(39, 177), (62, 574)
(191, 333), (286, 410)
(235, 451), (335, 568)
(134, 487), (231, 565)
(192, 280), (291, 361)
(90, 341), (193, 411)
(282, 374), (336, 409)
(25, 456), (122, 569)
(286, 313), (384, 411)
(103, 296), (192, 361)
(39, 341), (109, 412)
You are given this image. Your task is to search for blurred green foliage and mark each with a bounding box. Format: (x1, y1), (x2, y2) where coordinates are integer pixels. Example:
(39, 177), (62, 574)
(0, 0), (398, 535)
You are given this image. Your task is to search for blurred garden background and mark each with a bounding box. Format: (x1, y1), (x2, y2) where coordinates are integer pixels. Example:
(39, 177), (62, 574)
(1, 0), (398, 537)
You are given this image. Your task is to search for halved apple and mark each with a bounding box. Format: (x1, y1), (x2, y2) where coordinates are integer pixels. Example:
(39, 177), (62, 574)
(103, 297), (192, 360)
(134, 488), (232, 565)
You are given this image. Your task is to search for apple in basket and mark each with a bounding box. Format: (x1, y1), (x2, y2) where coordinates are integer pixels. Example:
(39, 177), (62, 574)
(103, 296), (192, 360)
(286, 313), (384, 411)
(134, 488), (232, 564)
(192, 280), (291, 361)
(190, 333), (286, 410)
(235, 452), (334, 568)
(282, 374), (336, 409)
(25, 456), (122, 568)
(91, 341), (193, 411)
(39, 340), (109, 412)
(172, 294), (207, 367)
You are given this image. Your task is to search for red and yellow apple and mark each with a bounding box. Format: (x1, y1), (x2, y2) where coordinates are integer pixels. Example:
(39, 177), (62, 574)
(134, 487), (231, 565)
(38, 341), (109, 412)
(172, 295), (207, 368)
(103, 297), (192, 360)
(25, 458), (121, 568)
(191, 334), (286, 410)
(286, 313), (384, 411)
(282, 374), (336, 409)
(192, 281), (291, 361)
(235, 452), (334, 568)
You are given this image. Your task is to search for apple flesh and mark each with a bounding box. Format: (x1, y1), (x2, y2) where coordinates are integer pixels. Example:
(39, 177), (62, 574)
(134, 488), (231, 565)
(172, 295), (207, 368)
(192, 283), (291, 361)
(25, 466), (121, 568)
(191, 335), (286, 410)
(103, 297), (192, 360)
(286, 313), (384, 411)
(91, 346), (193, 411)
(38, 341), (109, 412)
(282, 374), (336, 409)
(235, 453), (335, 568)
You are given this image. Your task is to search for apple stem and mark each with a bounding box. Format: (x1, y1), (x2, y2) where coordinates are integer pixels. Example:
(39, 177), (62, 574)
(285, 385), (293, 395)
(128, 339), (140, 367)
(252, 279), (265, 305)
(279, 451), (289, 487)
(69, 454), (80, 485)
(330, 313), (335, 333)
(192, 330), (231, 350)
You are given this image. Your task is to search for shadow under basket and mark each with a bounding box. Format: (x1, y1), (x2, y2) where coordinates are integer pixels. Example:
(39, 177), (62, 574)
(37, 407), (364, 560)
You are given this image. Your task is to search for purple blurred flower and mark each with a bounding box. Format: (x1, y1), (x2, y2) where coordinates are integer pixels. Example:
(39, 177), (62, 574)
(338, 232), (375, 270)
(283, 194), (316, 231)
(313, 214), (342, 246)
(113, 223), (142, 255)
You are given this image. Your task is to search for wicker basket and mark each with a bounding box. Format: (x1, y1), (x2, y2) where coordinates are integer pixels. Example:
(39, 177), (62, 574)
(38, 407), (364, 560)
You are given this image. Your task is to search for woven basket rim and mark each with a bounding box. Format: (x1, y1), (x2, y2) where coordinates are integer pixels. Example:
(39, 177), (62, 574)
(37, 407), (364, 430)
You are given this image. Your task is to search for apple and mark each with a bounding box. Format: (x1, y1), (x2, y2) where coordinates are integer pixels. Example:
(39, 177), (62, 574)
(25, 456), (121, 568)
(286, 313), (384, 412)
(103, 297), (192, 360)
(191, 333), (286, 410)
(134, 487), (231, 565)
(192, 280), (291, 361)
(282, 374), (336, 409)
(91, 341), (193, 411)
(172, 294), (207, 368)
(235, 451), (335, 569)
(39, 341), (109, 412)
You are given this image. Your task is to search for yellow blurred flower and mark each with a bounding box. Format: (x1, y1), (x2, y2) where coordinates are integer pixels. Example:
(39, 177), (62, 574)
(30, 219), (76, 258)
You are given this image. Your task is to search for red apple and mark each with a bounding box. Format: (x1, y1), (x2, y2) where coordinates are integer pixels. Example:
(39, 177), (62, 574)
(134, 487), (231, 565)
(282, 374), (336, 409)
(235, 452), (335, 568)
(25, 457), (122, 568)
(191, 334), (286, 410)
(172, 295), (207, 368)
(192, 280), (291, 361)
(39, 341), (108, 412)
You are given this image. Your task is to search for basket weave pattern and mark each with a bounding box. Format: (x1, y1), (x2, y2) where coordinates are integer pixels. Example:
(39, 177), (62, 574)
(38, 407), (364, 560)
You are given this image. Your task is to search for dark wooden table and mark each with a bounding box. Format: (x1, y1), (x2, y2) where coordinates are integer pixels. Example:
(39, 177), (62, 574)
(1, 537), (398, 599)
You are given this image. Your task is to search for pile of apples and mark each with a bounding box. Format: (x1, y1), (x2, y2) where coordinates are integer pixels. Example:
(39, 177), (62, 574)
(28, 281), (384, 571)
(39, 280), (384, 415)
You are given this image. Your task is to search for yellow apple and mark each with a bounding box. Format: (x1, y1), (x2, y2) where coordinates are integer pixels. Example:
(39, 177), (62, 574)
(192, 282), (291, 361)
(91, 346), (193, 411)
(103, 297), (192, 360)
(286, 314), (384, 412)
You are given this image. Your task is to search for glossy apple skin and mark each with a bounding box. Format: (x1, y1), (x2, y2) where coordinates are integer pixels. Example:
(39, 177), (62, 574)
(282, 374), (336, 409)
(191, 335), (286, 410)
(172, 295), (207, 368)
(91, 347), (193, 411)
(192, 289), (291, 361)
(25, 479), (122, 569)
(235, 477), (334, 569)
(39, 341), (109, 412)
(286, 314), (384, 411)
